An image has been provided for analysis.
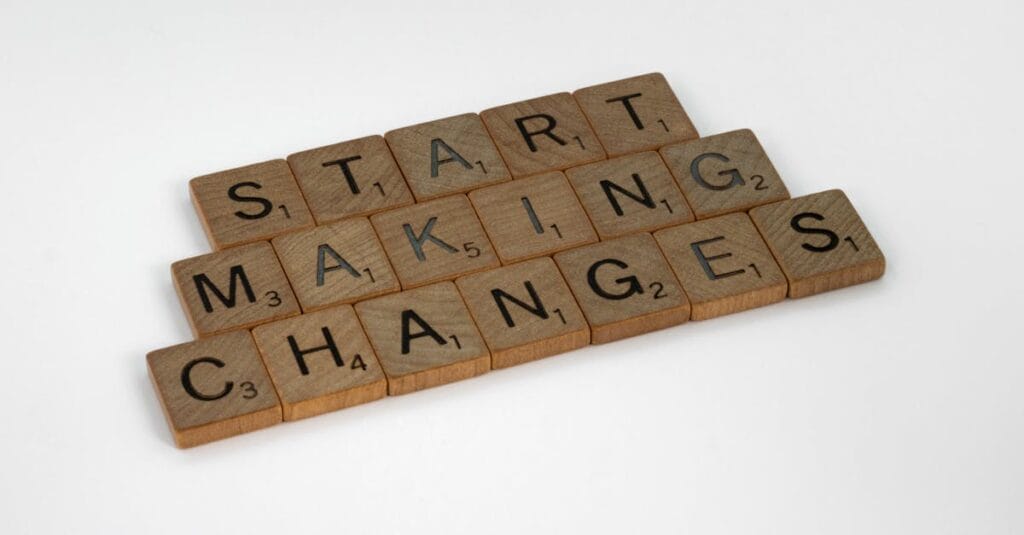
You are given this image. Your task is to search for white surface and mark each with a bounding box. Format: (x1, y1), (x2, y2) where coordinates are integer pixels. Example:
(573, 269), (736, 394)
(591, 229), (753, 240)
(1, 1), (1021, 533)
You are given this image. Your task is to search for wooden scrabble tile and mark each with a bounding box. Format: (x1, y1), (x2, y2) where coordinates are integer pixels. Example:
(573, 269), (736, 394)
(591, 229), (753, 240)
(385, 113), (512, 201)
(653, 213), (787, 320)
(553, 233), (690, 344)
(271, 217), (399, 312)
(480, 92), (605, 178)
(286, 135), (414, 225)
(660, 129), (790, 219)
(251, 305), (387, 421)
(370, 194), (499, 289)
(354, 282), (489, 395)
(172, 241), (300, 337)
(749, 190), (885, 298)
(455, 257), (589, 369)
(565, 151), (694, 239)
(147, 330), (281, 448)
(468, 171), (598, 264)
(190, 160), (314, 250)
(573, 72), (698, 157)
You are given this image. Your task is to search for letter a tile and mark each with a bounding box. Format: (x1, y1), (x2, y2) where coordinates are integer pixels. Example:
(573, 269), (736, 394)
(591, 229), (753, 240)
(468, 171), (598, 264)
(565, 151), (694, 239)
(251, 306), (387, 421)
(147, 330), (282, 448)
(370, 194), (499, 289)
(190, 160), (314, 250)
(554, 233), (690, 344)
(654, 213), (787, 320)
(481, 93), (605, 178)
(172, 241), (300, 338)
(287, 135), (414, 225)
(749, 190), (885, 298)
(386, 113), (511, 201)
(659, 129), (790, 219)
(355, 282), (489, 395)
(573, 72), (699, 157)
(272, 217), (399, 312)
(456, 257), (589, 369)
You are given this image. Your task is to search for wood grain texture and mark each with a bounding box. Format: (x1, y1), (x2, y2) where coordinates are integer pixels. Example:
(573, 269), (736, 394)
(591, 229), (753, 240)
(271, 217), (399, 312)
(565, 151), (694, 239)
(190, 159), (314, 250)
(749, 189), (885, 298)
(468, 171), (597, 265)
(455, 257), (589, 369)
(480, 92), (605, 178)
(573, 72), (698, 157)
(654, 213), (787, 320)
(251, 305), (387, 421)
(370, 194), (499, 289)
(172, 241), (300, 338)
(659, 129), (790, 219)
(553, 233), (690, 344)
(385, 113), (511, 201)
(286, 135), (414, 225)
(354, 282), (489, 395)
(146, 330), (281, 448)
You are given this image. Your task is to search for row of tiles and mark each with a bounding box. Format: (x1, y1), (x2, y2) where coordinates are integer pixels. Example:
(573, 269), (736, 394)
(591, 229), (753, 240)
(190, 73), (716, 251)
(175, 141), (793, 338)
(152, 190), (886, 447)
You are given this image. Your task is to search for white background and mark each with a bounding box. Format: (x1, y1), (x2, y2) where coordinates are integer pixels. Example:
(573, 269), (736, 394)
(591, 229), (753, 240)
(1, 1), (1021, 533)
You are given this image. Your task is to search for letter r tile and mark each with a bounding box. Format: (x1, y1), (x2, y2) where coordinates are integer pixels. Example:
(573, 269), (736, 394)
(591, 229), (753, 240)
(147, 330), (282, 448)
(573, 72), (699, 157)
(386, 113), (512, 201)
(172, 241), (300, 338)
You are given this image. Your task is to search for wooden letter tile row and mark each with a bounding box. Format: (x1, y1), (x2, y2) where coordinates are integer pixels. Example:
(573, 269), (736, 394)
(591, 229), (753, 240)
(151, 73), (886, 447)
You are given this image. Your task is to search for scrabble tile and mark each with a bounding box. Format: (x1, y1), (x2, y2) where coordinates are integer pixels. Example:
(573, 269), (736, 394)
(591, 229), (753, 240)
(480, 92), (605, 178)
(456, 257), (589, 369)
(147, 330), (282, 448)
(554, 233), (690, 344)
(286, 135), (414, 225)
(573, 72), (698, 157)
(172, 241), (300, 337)
(468, 171), (598, 264)
(749, 189), (885, 298)
(355, 282), (489, 395)
(654, 213), (787, 320)
(385, 113), (512, 201)
(660, 129), (790, 219)
(370, 194), (499, 289)
(190, 160), (314, 250)
(565, 151), (694, 239)
(271, 217), (399, 312)
(251, 305), (387, 421)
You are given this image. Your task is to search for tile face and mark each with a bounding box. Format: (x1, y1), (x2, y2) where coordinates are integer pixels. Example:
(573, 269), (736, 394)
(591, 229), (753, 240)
(660, 129), (790, 219)
(370, 195), (499, 289)
(190, 160), (314, 250)
(287, 135), (414, 225)
(147, 331), (281, 448)
(481, 92), (605, 178)
(554, 233), (690, 343)
(468, 171), (598, 264)
(385, 113), (511, 201)
(573, 72), (698, 157)
(251, 305), (387, 421)
(172, 242), (300, 337)
(565, 151), (694, 239)
(654, 213), (787, 320)
(272, 217), (399, 312)
(749, 190), (885, 298)
(355, 282), (489, 395)
(456, 258), (589, 369)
